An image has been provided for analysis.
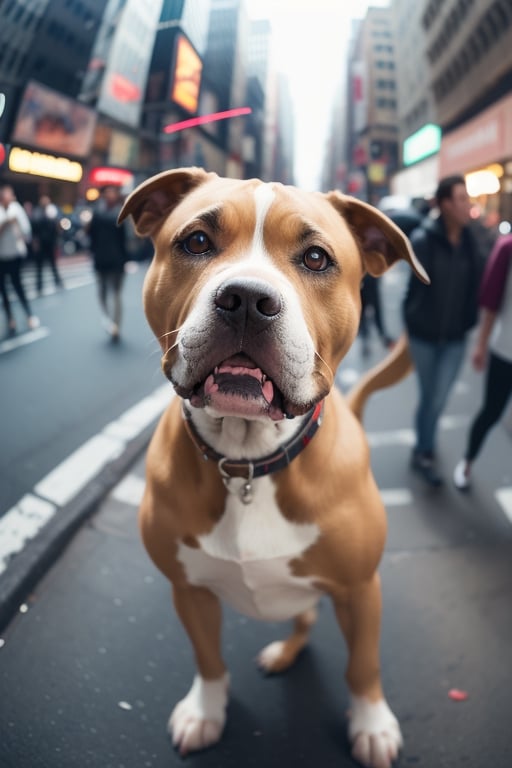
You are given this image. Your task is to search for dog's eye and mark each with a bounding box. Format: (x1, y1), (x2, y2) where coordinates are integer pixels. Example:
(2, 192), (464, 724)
(303, 246), (329, 272)
(182, 231), (213, 255)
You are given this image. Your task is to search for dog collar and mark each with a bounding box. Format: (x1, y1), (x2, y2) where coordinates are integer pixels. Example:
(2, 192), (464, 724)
(181, 400), (324, 504)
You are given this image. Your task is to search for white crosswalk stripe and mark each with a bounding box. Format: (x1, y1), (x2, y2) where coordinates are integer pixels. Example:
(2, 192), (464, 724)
(18, 254), (95, 301)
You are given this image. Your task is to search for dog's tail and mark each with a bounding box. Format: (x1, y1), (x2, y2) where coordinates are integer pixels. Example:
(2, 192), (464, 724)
(346, 333), (413, 421)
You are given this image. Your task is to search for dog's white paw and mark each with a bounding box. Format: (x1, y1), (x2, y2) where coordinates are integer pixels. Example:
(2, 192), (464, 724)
(348, 695), (402, 768)
(168, 673), (229, 756)
(257, 641), (289, 673)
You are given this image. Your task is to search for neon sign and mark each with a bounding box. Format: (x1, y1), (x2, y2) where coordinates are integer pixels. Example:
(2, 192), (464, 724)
(163, 107), (252, 134)
(9, 147), (83, 181)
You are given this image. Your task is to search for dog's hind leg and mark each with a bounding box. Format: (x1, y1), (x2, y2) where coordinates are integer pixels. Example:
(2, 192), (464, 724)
(257, 606), (318, 674)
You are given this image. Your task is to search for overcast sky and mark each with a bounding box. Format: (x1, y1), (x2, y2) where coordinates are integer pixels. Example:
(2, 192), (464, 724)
(247, 0), (391, 189)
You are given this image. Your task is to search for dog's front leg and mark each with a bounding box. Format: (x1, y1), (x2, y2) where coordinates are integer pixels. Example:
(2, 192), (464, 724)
(333, 574), (402, 768)
(168, 584), (229, 756)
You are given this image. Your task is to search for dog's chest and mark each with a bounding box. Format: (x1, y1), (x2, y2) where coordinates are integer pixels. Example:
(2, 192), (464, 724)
(177, 477), (322, 621)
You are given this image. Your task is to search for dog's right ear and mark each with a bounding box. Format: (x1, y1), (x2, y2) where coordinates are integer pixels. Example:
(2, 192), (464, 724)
(118, 167), (215, 237)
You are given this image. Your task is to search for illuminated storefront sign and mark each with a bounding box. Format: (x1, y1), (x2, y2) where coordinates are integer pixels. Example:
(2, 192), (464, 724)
(171, 34), (203, 114)
(89, 166), (134, 186)
(9, 147), (83, 182)
(439, 93), (512, 176)
(403, 123), (441, 167)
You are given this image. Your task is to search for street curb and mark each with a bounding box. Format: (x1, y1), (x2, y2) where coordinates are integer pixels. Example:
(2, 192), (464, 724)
(0, 418), (157, 634)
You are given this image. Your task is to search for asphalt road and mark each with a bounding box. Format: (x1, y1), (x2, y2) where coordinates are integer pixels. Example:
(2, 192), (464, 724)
(0, 257), (160, 518)
(0, 260), (511, 767)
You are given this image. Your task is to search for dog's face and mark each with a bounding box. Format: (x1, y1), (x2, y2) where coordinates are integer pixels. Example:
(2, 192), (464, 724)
(120, 168), (427, 422)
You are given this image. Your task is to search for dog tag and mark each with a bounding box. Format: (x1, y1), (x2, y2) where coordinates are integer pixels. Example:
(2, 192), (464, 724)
(240, 481), (253, 505)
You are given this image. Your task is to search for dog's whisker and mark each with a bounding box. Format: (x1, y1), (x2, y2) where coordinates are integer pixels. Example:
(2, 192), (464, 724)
(314, 350), (334, 389)
(162, 339), (180, 359)
(158, 327), (182, 343)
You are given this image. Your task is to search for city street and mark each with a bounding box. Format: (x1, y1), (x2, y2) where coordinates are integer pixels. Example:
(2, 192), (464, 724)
(2, 2), (512, 764)
(0, 263), (511, 767)
(0, 256), (161, 519)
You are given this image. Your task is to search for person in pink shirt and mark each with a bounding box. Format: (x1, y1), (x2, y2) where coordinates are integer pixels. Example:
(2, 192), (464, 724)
(453, 233), (512, 490)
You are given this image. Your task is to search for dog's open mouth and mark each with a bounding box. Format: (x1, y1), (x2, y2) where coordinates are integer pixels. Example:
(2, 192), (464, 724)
(188, 354), (287, 421)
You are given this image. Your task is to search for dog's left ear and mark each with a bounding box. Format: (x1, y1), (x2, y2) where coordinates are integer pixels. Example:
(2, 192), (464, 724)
(118, 166), (216, 237)
(326, 190), (430, 284)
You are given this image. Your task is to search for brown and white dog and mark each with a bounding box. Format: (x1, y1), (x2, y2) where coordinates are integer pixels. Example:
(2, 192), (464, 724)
(119, 168), (428, 768)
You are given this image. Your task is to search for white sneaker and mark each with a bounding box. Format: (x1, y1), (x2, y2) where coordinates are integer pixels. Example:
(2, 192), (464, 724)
(27, 315), (40, 330)
(453, 460), (470, 491)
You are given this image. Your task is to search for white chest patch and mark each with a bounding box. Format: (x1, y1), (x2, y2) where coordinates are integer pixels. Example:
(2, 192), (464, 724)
(177, 476), (322, 621)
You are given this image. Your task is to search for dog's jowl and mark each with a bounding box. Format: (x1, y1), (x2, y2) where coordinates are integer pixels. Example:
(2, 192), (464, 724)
(119, 167), (428, 768)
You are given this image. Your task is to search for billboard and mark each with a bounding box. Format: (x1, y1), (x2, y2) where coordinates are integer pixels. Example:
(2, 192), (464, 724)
(11, 81), (96, 158)
(97, 0), (162, 128)
(171, 34), (203, 114)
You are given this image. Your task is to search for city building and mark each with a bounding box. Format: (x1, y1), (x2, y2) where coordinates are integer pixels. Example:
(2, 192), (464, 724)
(388, 0), (512, 223)
(390, 0), (439, 199)
(424, 0), (512, 225)
(0, 0), (294, 207)
(0, 0), (104, 204)
(344, 7), (399, 205)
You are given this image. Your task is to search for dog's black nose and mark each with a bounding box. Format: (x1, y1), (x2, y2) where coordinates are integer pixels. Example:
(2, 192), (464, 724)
(215, 278), (282, 325)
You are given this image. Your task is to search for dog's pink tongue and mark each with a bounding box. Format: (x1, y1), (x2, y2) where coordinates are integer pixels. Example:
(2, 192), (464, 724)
(262, 378), (274, 404)
(201, 358), (284, 420)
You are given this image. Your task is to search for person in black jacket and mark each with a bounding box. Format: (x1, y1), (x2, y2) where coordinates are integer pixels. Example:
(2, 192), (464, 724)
(31, 194), (64, 294)
(403, 175), (485, 486)
(88, 185), (128, 341)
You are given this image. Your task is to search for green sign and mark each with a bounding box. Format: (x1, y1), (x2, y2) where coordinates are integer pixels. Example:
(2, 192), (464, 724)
(403, 123), (441, 166)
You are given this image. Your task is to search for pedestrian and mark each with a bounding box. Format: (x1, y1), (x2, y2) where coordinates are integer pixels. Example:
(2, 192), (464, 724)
(359, 273), (395, 356)
(88, 185), (128, 342)
(31, 194), (64, 294)
(403, 174), (485, 486)
(0, 184), (40, 335)
(453, 233), (512, 490)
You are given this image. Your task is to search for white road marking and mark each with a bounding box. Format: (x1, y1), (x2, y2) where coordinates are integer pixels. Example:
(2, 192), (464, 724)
(367, 429), (415, 447)
(0, 384), (173, 575)
(495, 488), (512, 523)
(103, 385), (171, 440)
(111, 474), (146, 506)
(439, 413), (470, 429)
(337, 368), (360, 386)
(380, 489), (413, 507)
(0, 495), (57, 575)
(0, 326), (50, 355)
(367, 416), (469, 447)
(34, 433), (126, 506)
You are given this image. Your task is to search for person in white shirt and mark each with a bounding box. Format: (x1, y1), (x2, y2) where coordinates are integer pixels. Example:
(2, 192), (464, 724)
(0, 184), (39, 334)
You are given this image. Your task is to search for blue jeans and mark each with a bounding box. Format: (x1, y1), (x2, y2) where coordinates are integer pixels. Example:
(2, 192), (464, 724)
(408, 335), (466, 456)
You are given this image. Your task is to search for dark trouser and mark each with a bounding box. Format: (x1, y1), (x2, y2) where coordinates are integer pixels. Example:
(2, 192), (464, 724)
(359, 275), (387, 341)
(0, 256), (33, 322)
(35, 243), (62, 292)
(465, 352), (512, 461)
(96, 269), (125, 327)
